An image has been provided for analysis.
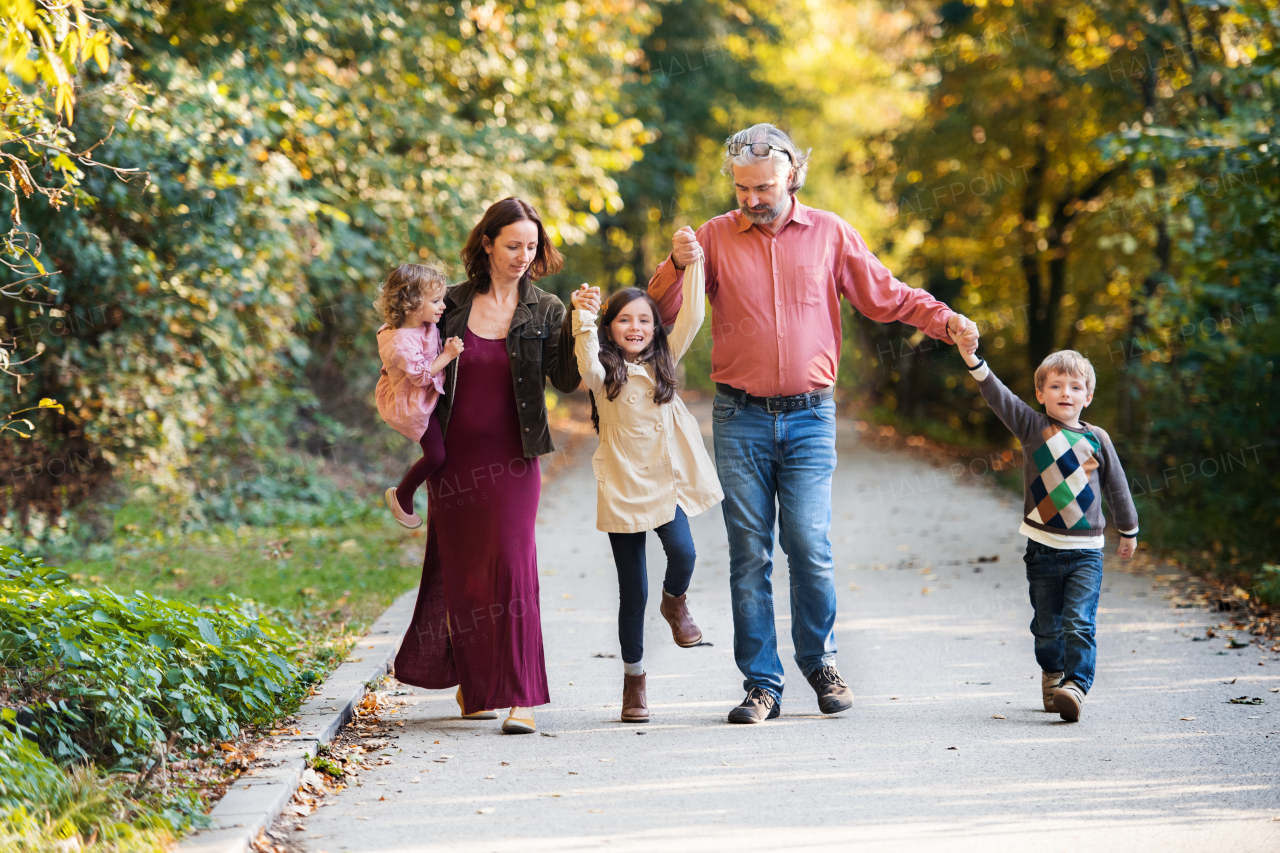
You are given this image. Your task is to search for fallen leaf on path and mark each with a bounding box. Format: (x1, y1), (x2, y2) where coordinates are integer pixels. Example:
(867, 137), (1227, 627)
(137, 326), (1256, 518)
(1224, 678), (1238, 684)
(588, 809), (603, 813)
(355, 817), (368, 821)
(991, 715), (1006, 719)
(1229, 696), (1264, 705)
(477, 807), (495, 815)
(897, 545), (910, 551)
(599, 758), (613, 762)
(848, 583), (860, 591)
(541, 732), (557, 737)
(592, 653), (617, 658)
(1270, 687), (1279, 693)
(501, 762), (510, 766)
(921, 587), (932, 595)
(486, 774), (495, 779)
(721, 760), (743, 766)
(537, 794), (562, 798)
(1181, 717), (1195, 721)
(378, 796), (385, 801)
(947, 747), (958, 750)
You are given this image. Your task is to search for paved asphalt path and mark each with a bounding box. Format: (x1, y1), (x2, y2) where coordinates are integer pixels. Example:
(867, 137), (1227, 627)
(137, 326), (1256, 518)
(297, 408), (1278, 852)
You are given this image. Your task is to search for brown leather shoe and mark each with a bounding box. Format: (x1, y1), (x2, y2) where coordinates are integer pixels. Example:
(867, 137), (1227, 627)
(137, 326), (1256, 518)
(622, 672), (649, 723)
(659, 590), (703, 647)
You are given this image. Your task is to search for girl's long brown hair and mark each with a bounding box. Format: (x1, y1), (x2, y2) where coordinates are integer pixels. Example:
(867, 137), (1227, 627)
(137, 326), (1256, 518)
(460, 197), (563, 294)
(590, 288), (678, 433)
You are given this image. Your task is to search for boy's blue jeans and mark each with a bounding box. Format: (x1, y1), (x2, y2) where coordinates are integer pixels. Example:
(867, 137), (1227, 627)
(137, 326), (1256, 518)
(712, 391), (838, 700)
(1023, 539), (1104, 692)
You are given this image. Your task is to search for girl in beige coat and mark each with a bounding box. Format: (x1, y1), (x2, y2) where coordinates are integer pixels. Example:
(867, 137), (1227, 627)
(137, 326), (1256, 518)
(570, 257), (723, 723)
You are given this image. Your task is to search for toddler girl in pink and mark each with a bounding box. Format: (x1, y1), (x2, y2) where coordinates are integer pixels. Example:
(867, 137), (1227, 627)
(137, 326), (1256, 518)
(374, 263), (464, 528)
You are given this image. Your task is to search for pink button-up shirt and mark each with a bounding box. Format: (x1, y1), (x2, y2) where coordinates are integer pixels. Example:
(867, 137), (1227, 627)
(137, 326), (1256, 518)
(648, 197), (958, 398)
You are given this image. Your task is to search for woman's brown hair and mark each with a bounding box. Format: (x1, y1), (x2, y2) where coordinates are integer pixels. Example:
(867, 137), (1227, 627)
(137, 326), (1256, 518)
(373, 262), (448, 329)
(460, 197), (564, 294)
(590, 288), (678, 433)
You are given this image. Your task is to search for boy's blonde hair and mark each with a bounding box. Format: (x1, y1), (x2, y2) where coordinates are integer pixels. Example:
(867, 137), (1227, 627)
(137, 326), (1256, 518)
(1035, 349), (1096, 396)
(373, 262), (449, 329)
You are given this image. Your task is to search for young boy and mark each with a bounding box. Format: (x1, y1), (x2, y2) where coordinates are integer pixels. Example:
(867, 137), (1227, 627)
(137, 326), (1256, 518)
(958, 343), (1138, 722)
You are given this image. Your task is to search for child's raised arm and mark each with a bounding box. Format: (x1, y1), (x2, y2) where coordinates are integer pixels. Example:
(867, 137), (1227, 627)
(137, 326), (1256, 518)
(666, 255), (706, 363)
(961, 347), (1045, 445)
(570, 284), (607, 393)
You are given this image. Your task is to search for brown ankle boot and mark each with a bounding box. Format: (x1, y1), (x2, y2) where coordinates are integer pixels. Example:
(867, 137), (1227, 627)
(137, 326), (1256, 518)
(659, 590), (703, 647)
(621, 673), (649, 723)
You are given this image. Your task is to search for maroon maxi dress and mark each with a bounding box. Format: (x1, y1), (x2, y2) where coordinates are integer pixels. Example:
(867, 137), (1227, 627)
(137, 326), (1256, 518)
(392, 329), (550, 712)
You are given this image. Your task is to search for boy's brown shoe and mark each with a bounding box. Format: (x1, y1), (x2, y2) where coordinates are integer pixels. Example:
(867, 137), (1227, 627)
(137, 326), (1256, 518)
(1041, 671), (1064, 712)
(1053, 680), (1085, 722)
(621, 673), (649, 723)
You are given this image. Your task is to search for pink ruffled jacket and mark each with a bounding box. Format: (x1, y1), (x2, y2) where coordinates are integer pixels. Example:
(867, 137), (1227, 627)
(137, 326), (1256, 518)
(375, 323), (446, 441)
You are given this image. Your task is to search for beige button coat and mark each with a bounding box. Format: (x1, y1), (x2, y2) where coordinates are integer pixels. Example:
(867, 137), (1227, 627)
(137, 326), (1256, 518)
(572, 257), (723, 534)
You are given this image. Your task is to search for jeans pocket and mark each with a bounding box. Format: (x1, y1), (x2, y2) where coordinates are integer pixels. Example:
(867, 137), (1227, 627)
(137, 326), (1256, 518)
(809, 401), (835, 424)
(711, 398), (740, 424)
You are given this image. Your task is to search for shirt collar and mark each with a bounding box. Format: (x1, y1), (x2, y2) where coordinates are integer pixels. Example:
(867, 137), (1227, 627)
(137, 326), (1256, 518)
(734, 195), (811, 234)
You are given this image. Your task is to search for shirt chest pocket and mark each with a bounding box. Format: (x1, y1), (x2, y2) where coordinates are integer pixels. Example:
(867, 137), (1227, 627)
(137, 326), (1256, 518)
(517, 323), (548, 358)
(794, 265), (827, 307)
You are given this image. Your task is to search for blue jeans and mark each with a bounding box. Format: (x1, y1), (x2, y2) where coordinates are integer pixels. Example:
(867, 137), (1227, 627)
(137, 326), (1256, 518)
(712, 391), (838, 699)
(1023, 540), (1103, 692)
(607, 506), (697, 665)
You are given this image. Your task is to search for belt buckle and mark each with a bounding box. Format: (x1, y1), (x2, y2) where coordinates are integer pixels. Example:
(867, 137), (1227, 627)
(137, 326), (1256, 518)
(766, 396), (784, 413)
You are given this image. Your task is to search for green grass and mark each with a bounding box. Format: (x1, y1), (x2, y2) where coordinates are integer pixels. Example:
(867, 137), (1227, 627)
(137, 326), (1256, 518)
(52, 518), (423, 632)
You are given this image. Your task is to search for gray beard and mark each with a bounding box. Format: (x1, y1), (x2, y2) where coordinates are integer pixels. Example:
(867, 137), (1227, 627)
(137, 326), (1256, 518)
(741, 201), (784, 224)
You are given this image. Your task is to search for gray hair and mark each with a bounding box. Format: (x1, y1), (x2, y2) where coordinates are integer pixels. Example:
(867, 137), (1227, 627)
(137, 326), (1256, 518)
(721, 123), (811, 195)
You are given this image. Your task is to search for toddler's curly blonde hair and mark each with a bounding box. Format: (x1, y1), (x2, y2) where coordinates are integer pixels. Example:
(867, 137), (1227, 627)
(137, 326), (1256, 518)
(373, 262), (449, 329)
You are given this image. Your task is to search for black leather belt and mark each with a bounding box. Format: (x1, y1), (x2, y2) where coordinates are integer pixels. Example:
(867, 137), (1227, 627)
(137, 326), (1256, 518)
(715, 382), (834, 413)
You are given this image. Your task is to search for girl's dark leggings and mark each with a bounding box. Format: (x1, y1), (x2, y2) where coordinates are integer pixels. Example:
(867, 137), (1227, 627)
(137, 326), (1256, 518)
(395, 416), (445, 513)
(607, 506), (696, 665)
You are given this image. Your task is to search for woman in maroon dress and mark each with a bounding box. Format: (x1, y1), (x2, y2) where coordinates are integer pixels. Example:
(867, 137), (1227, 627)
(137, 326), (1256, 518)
(393, 198), (588, 734)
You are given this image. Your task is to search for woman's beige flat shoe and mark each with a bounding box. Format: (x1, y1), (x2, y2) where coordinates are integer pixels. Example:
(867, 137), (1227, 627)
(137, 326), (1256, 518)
(501, 708), (536, 734)
(457, 687), (498, 720)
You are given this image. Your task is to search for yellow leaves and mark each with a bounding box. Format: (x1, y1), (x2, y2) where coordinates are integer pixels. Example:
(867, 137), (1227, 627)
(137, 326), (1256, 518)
(37, 398), (65, 415)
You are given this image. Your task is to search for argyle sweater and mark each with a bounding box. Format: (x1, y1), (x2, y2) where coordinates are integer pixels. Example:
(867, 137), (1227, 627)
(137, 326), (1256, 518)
(969, 362), (1139, 550)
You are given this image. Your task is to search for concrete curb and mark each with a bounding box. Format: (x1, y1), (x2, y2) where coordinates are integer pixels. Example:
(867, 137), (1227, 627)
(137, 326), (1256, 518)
(178, 589), (417, 853)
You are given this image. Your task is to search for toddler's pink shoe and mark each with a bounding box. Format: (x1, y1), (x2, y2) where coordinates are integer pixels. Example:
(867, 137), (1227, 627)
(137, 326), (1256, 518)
(384, 487), (422, 529)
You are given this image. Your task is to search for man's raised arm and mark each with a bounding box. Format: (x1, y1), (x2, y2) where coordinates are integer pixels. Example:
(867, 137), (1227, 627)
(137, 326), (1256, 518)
(836, 220), (969, 344)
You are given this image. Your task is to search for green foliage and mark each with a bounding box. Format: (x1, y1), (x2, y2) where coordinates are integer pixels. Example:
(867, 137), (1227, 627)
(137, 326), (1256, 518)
(0, 546), (300, 768)
(871, 0), (1277, 573)
(0, 717), (188, 853)
(1256, 565), (1280, 609)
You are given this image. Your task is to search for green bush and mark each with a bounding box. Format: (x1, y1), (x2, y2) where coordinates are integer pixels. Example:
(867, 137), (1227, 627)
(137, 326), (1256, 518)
(0, 547), (301, 768)
(0, 717), (178, 853)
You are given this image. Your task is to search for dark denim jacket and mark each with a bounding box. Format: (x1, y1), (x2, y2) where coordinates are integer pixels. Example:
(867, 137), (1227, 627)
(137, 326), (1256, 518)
(433, 277), (581, 457)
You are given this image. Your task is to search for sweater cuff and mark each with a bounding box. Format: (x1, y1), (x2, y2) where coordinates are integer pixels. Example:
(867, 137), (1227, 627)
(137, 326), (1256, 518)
(1118, 527), (1139, 538)
(967, 361), (990, 381)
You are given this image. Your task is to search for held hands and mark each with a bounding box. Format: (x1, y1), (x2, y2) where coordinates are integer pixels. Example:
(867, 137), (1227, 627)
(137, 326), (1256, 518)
(1117, 537), (1137, 559)
(442, 336), (465, 360)
(571, 283), (602, 315)
(671, 226), (703, 271)
(949, 314), (981, 366)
